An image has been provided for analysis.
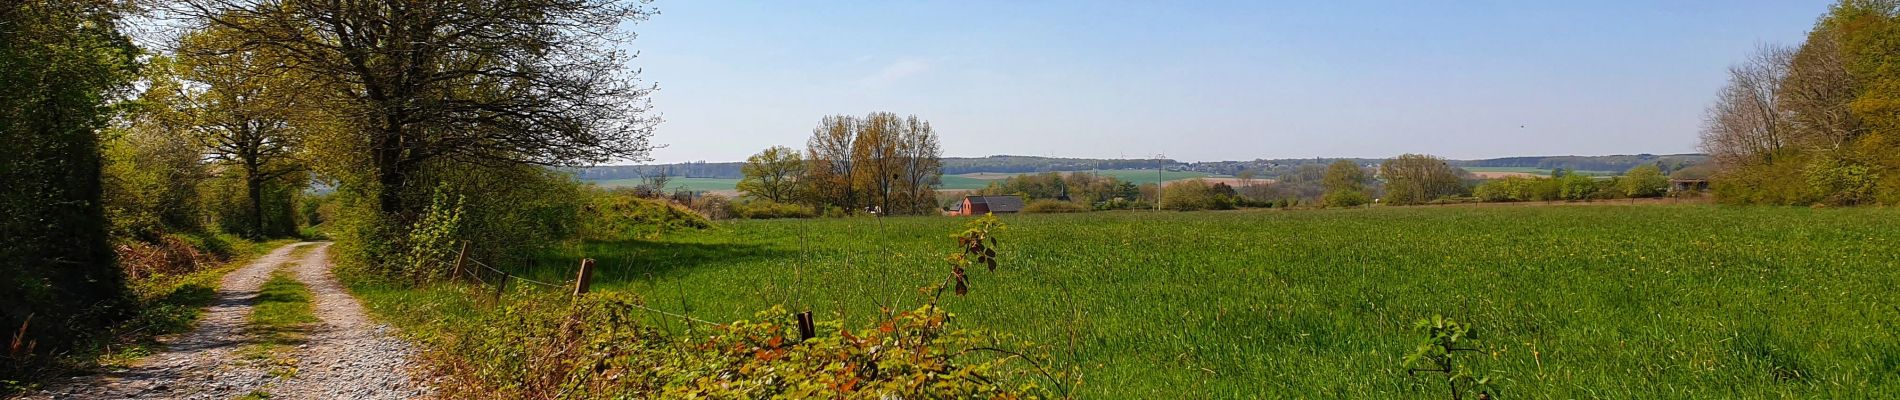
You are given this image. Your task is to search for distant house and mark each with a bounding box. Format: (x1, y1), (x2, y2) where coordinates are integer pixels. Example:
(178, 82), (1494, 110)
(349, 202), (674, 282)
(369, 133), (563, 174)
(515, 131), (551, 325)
(953, 195), (1025, 216)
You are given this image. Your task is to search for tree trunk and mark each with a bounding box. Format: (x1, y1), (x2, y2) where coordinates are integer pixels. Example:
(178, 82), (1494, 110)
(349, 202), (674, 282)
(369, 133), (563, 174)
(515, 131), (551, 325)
(247, 168), (264, 238)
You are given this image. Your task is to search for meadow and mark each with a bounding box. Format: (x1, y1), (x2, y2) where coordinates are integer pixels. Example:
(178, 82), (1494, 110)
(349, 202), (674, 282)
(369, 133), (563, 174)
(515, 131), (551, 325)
(498, 205), (1900, 398)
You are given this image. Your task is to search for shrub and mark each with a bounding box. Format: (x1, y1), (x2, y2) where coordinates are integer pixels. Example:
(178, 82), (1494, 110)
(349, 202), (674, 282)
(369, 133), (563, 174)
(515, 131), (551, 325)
(689, 194), (732, 220)
(730, 200), (817, 219)
(1022, 199), (1088, 213)
(1161, 179), (1237, 211)
(580, 187), (712, 239)
(1323, 189), (1370, 208)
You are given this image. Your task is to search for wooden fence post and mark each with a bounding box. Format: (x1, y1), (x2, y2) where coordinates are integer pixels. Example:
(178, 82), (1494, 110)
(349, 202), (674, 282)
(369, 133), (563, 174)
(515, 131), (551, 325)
(493, 274), (510, 303)
(452, 241), (469, 282)
(573, 258), (595, 296)
(796, 311), (816, 341)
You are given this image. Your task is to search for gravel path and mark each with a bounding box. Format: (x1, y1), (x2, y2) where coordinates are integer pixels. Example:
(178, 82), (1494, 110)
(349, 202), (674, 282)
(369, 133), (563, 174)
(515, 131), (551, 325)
(20, 242), (434, 400)
(271, 243), (432, 400)
(23, 243), (310, 400)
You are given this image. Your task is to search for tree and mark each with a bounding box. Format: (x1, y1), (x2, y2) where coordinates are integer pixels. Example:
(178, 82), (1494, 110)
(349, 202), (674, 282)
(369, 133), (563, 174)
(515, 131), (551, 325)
(1621, 165), (1669, 198)
(1559, 173), (1599, 201)
(853, 112), (903, 213)
(169, 26), (309, 238)
(1322, 160), (1370, 207)
(1, 0), (141, 360)
(1379, 154), (1467, 205)
(169, 0), (660, 221)
(738, 146), (806, 203)
(895, 115), (943, 214)
(1700, 45), (1795, 168)
(806, 115), (858, 211)
(802, 113), (943, 215)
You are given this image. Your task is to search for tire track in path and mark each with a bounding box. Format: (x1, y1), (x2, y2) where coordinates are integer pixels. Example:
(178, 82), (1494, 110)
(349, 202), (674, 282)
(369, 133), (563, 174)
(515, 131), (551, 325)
(270, 243), (432, 400)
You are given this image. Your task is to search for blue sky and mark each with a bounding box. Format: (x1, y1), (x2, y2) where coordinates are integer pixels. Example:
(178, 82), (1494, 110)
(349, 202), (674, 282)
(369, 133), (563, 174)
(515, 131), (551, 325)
(624, 1), (1830, 164)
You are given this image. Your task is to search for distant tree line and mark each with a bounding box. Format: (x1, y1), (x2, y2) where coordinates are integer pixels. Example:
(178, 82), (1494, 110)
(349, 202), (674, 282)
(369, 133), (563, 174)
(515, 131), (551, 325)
(732, 113), (944, 217)
(1700, 0), (1900, 206)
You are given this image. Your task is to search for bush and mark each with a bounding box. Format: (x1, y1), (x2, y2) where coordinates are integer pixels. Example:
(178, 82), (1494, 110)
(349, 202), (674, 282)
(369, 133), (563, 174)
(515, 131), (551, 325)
(581, 187), (712, 239)
(1161, 179), (1237, 211)
(730, 200), (817, 219)
(1021, 199), (1088, 213)
(1474, 176), (1563, 202)
(1323, 189), (1370, 208)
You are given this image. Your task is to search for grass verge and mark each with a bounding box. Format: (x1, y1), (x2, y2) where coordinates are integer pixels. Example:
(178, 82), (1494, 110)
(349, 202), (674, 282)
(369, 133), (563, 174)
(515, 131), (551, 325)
(241, 266), (318, 378)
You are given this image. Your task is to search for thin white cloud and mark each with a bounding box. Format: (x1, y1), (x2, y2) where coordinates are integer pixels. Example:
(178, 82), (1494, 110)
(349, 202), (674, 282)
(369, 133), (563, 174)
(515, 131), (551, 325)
(858, 58), (931, 88)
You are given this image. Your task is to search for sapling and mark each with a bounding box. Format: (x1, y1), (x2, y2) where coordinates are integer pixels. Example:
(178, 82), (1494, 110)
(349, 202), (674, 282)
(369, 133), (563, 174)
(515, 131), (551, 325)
(1404, 314), (1497, 400)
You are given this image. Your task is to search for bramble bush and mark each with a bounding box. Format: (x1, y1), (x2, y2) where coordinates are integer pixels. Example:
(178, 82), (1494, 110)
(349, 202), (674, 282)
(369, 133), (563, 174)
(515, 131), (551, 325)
(388, 215), (1056, 399)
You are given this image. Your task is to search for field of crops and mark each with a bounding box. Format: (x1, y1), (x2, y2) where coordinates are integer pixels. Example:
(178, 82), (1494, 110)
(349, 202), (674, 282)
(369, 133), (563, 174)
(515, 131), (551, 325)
(509, 205), (1900, 398)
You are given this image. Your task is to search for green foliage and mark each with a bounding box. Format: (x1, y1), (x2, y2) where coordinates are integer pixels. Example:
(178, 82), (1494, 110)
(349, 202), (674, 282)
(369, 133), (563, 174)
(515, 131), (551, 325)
(1323, 189), (1371, 208)
(729, 199), (817, 219)
(1322, 160), (1371, 207)
(1712, 162), (1819, 206)
(1703, 1), (1900, 205)
(737, 145), (806, 203)
(1403, 315), (1497, 400)
(1, 0), (142, 376)
(1020, 199), (1088, 213)
(1159, 179), (1237, 211)
(348, 213), (1050, 399)
(579, 186), (711, 240)
(101, 123), (206, 238)
(1558, 173), (1599, 201)
(400, 185), (466, 284)
(977, 171), (1143, 205)
(1380, 154), (1469, 205)
(494, 206), (1900, 397)
(199, 173), (304, 238)
(1473, 176), (1561, 202)
(1621, 164), (1670, 198)
(1803, 152), (1880, 205)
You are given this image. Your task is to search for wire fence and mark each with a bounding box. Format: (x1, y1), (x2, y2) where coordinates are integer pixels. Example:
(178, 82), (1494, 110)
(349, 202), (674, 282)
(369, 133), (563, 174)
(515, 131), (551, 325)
(451, 245), (724, 327)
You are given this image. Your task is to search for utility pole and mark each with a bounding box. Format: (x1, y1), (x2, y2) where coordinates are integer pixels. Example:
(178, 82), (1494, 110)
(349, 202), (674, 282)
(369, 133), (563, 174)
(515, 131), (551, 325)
(1154, 153), (1166, 211)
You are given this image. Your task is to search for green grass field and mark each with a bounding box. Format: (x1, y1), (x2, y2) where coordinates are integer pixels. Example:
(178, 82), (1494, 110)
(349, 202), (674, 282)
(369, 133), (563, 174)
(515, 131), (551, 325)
(508, 205), (1900, 398)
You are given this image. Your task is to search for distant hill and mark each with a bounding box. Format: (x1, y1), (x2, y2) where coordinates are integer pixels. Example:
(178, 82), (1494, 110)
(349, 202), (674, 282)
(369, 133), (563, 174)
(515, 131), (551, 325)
(572, 153), (1709, 181)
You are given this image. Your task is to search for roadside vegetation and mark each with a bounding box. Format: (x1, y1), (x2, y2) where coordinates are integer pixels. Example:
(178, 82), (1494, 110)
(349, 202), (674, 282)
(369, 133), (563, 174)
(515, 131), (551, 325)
(499, 206), (1900, 398)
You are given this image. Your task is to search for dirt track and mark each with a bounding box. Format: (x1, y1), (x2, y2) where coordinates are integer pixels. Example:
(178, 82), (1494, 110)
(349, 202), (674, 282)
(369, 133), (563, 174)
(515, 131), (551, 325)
(22, 242), (432, 400)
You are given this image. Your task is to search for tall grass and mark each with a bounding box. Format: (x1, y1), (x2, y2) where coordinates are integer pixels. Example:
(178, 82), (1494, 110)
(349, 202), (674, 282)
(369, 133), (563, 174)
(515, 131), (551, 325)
(506, 205), (1900, 398)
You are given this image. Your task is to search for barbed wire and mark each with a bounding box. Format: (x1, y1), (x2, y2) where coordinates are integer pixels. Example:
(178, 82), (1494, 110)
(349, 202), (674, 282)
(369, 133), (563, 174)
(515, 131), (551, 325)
(456, 253), (723, 327)
(466, 257), (566, 288)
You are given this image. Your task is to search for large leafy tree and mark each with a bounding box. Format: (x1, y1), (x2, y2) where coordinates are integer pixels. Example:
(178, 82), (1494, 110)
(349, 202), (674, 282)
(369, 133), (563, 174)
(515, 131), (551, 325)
(168, 25), (310, 237)
(1378, 154), (1467, 205)
(803, 113), (943, 215)
(0, 0), (141, 358)
(738, 146), (806, 203)
(1321, 160), (1370, 207)
(169, 0), (661, 220)
(1701, 0), (1900, 205)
